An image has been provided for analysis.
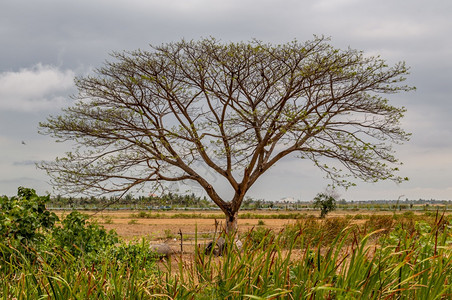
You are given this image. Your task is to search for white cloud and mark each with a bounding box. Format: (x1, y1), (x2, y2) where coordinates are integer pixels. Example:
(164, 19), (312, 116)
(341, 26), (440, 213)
(0, 64), (75, 112)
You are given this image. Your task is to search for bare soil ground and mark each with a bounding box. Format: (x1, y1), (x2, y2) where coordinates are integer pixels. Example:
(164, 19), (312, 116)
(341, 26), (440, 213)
(53, 209), (431, 241)
(101, 218), (298, 239)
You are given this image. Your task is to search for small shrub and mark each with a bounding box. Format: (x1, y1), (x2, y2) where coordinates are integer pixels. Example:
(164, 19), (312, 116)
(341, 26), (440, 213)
(128, 219), (138, 224)
(102, 216), (114, 224)
(321, 217), (350, 243)
(201, 233), (211, 239)
(403, 211), (415, 218)
(424, 211), (437, 217)
(0, 187), (58, 247)
(108, 238), (159, 269)
(164, 229), (175, 239)
(257, 219), (265, 226)
(52, 211), (119, 259)
(137, 211), (149, 218)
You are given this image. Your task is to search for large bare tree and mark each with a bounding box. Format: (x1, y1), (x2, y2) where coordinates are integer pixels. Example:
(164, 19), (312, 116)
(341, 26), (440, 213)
(39, 37), (412, 231)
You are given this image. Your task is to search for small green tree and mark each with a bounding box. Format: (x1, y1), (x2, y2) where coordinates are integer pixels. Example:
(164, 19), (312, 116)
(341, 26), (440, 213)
(313, 193), (337, 218)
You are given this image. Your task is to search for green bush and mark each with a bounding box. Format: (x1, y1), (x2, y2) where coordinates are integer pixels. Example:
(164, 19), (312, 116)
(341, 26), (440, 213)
(0, 187), (58, 247)
(2, 213), (452, 298)
(322, 217), (350, 241)
(135, 211), (149, 218)
(108, 238), (158, 269)
(51, 211), (119, 259)
(164, 229), (175, 239)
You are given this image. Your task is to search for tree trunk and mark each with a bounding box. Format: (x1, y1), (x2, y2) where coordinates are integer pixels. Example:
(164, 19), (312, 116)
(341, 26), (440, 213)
(225, 210), (238, 233)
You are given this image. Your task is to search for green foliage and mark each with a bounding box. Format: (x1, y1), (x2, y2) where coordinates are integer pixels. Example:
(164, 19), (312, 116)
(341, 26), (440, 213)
(102, 215), (113, 224)
(0, 187), (58, 247)
(313, 192), (337, 218)
(135, 211), (150, 218)
(164, 229), (175, 239)
(2, 209), (452, 298)
(282, 216), (351, 247)
(159, 218), (452, 299)
(0, 240), (158, 299)
(0, 188), (161, 299)
(51, 211), (119, 259)
(107, 239), (159, 269)
(244, 227), (276, 249)
(3, 188), (452, 298)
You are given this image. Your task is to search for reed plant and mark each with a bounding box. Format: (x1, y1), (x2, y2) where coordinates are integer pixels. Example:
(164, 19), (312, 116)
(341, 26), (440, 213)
(1, 239), (159, 299)
(2, 213), (451, 299)
(157, 215), (452, 299)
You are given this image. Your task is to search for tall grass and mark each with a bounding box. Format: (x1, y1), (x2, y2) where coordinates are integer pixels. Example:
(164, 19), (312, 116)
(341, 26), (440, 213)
(2, 214), (451, 299)
(149, 215), (451, 299)
(0, 240), (159, 299)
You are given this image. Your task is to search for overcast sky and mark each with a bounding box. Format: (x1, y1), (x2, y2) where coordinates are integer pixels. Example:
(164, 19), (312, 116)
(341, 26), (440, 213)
(1, 0), (451, 201)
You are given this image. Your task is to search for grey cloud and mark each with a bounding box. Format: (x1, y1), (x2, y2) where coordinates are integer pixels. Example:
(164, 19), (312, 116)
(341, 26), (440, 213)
(0, 64), (75, 112)
(0, 177), (46, 197)
(0, 0), (451, 200)
(2, 0), (451, 71)
(13, 160), (38, 166)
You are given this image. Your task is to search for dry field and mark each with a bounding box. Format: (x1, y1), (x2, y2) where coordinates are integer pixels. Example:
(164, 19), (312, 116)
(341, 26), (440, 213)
(53, 208), (423, 242)
(55, 210), (304, 239)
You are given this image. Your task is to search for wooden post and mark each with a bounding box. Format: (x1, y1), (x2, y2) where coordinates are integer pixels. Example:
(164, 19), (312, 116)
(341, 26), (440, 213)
(178, 229), (183, 254)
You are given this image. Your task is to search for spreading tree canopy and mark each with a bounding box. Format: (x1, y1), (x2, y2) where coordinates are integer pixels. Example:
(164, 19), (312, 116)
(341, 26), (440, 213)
(39, 37), (412, 231)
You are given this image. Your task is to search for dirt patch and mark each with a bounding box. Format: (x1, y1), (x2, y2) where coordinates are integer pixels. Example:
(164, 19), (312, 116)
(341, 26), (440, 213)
(52, 210), (303, 240)
(52, 209), (434, 241)
(100, 218), (297, 240)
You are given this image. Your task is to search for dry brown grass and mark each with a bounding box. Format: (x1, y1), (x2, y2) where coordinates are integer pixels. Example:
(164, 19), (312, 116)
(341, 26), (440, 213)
(51, 209), (451, 243)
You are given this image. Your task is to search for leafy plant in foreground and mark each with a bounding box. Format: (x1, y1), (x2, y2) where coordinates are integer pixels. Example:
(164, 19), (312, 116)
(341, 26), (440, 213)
(0, 187), (58, 247)
(51, 211), (119, 260)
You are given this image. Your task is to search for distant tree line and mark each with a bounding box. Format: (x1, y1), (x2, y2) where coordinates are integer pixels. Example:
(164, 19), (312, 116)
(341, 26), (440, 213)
(48, 192), (212, 209)
(47, 193), (452, 211)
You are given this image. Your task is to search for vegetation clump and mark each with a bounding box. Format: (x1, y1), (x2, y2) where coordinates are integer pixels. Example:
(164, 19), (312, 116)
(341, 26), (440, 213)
(52, 211), (119, 260)
(0, 187), (57, 248)
(2, 187), (452, 299)
(313, 192), (337, 218)
(0, 188), (159, 298)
